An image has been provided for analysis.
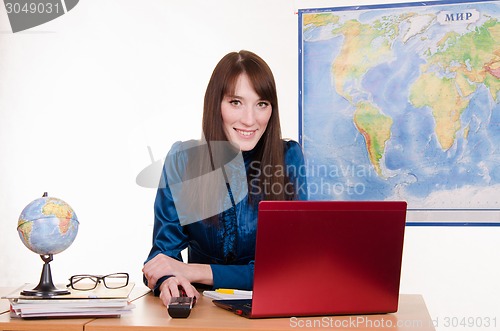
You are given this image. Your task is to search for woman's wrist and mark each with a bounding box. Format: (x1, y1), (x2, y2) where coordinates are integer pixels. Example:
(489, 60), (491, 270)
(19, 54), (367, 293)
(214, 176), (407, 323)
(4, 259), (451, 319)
(186, 263), (213, 285)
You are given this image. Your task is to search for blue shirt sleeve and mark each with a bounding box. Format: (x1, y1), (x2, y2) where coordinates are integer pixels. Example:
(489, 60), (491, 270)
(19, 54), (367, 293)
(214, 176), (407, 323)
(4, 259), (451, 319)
(144, 142), (188, 290)
(146, 141), (189, 263)
(210, 262), (254, 290)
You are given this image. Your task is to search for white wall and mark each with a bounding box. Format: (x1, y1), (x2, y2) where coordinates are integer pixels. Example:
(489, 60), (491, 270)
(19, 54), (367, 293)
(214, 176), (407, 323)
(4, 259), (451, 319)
(0, 1), (498, 330)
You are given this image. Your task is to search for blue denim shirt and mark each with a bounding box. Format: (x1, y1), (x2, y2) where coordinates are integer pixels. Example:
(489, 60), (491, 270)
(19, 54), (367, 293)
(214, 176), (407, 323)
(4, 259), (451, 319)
(144, 140), (308, 291)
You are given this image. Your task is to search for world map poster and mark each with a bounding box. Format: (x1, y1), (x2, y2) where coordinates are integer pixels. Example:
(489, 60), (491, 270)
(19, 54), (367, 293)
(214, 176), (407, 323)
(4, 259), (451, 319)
(298, 0), (500, 224)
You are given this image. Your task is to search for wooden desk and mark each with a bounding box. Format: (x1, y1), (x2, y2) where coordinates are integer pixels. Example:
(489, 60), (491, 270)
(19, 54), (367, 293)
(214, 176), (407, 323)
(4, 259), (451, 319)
(1, 288), (434, 331)
(85, 293), (436, 331)
(0, 310), (93, 331)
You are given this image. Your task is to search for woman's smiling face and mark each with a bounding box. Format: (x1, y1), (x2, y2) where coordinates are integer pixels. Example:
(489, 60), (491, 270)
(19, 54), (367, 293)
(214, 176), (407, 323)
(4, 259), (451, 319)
(220, 73), (272, 151)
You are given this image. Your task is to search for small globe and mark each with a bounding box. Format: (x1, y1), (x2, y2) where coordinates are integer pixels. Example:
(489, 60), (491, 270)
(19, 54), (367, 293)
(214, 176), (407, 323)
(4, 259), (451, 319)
(17, 193), (79, 256)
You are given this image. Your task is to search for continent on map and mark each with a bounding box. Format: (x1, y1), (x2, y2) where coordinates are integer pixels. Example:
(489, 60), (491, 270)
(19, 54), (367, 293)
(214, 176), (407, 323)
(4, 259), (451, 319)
(409, 72), (469, 150)
(42, 200), (74, 235)
(17, 222), (33, 244)
(304, 12), (401, 171)
(353, 102), (393, 177)
(42, 200), (73, 219)
(409, 18), (500, 151)
(331, 18), (397, 101)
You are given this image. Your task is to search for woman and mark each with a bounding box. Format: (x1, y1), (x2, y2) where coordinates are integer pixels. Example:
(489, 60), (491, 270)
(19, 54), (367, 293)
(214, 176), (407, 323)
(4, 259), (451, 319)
(143, 50), (308, 307)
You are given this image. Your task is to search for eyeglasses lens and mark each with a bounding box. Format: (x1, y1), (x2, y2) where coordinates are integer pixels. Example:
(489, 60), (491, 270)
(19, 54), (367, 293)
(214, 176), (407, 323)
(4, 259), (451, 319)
(103, 273), (129, 289)
(71, 275), (98, 290)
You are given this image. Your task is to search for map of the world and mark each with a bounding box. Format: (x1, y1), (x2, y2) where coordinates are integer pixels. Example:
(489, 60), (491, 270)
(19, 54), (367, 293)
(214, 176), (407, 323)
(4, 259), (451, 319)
(299, 0), (499, 217)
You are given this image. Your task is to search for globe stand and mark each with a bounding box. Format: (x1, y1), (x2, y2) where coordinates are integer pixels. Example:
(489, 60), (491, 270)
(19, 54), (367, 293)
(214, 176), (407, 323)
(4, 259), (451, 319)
(21, 254), (70, 297)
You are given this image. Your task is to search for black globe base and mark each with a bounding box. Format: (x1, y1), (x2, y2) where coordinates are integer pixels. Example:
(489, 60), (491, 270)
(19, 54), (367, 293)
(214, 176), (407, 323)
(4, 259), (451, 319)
(20, 254), (70, 297)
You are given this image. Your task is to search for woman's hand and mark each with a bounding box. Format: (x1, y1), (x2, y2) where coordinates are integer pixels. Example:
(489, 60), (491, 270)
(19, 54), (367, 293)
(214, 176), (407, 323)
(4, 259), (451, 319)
(142, 253), (214, 289)
(158, 275), (200, 307)
(142, 253), (189, 289)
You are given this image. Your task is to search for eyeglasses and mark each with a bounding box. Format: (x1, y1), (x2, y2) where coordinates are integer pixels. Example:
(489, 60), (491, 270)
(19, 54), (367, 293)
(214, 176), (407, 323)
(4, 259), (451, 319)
(67, 273), (129, 291)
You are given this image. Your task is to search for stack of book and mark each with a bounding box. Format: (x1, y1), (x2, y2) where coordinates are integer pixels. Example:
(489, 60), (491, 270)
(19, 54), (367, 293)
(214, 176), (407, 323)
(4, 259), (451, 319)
(3, 283), (136, 318)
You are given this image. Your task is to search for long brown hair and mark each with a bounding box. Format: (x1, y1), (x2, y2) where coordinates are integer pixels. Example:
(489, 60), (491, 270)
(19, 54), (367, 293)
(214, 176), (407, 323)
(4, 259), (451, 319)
(202, 50), (291, 201)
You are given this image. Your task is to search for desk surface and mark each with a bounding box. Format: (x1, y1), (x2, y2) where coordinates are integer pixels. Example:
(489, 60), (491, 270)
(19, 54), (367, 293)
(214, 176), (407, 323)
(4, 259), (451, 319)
(86, 293), (436, 331)
(1, 289), (435, 331)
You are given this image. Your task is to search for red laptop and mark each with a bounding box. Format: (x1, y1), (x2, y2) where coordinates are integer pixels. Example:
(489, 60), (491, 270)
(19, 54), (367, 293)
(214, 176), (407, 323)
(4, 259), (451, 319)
(213, 200), (407, 318)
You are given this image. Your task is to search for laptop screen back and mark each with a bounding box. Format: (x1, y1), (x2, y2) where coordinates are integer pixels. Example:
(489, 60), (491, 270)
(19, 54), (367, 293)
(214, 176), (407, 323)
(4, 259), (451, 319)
(250, 200), (407, 318)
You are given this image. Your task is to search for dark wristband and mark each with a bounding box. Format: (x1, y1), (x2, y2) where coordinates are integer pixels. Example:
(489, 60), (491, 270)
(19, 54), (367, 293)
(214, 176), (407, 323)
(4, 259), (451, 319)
(153, 275), (173, 296)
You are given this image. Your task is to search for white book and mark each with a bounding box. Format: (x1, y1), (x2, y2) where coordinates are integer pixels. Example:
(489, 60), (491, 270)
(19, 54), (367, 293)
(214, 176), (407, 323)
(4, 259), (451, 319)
(10, 302), (135, 318)
(203, 290), (252, 300)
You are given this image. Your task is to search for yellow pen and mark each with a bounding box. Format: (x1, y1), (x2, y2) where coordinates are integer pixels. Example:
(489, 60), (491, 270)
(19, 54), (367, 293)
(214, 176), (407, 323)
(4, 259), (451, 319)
(215, 289), (252, 296)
